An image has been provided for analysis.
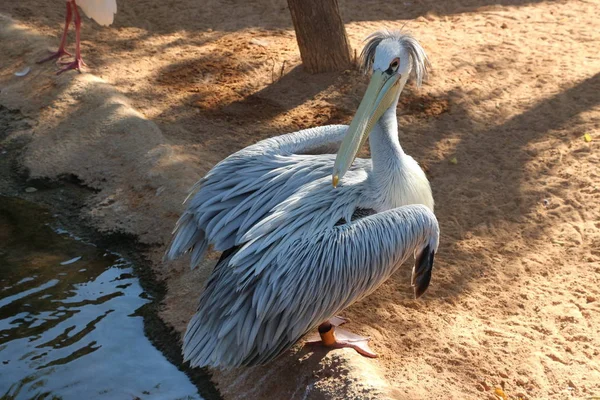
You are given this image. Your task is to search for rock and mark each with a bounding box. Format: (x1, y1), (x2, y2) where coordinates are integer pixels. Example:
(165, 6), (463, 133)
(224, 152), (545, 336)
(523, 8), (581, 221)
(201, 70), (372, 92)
(250, 38), (269, 47)
(24, 187), (37, 193)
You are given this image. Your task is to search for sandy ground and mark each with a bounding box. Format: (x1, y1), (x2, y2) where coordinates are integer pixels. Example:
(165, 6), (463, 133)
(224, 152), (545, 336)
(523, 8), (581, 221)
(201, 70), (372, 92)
(1, 0), (599, 398)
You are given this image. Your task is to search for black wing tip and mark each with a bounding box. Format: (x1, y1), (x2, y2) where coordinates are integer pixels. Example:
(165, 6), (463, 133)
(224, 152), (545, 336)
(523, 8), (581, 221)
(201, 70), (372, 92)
(413, 271), (432, 299)
(413, 247), (435, 299)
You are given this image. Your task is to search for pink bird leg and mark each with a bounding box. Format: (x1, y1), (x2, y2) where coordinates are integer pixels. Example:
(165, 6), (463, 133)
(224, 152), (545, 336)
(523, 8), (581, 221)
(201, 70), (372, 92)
(57, 1), (87, 74)
(37, 1), (73, 63)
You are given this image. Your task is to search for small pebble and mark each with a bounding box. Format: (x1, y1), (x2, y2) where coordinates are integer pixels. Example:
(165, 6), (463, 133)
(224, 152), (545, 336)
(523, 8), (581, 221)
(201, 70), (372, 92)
(60, 256), (82, 265)
(25, 187), (37, 193)
(15, 66), (31, 77)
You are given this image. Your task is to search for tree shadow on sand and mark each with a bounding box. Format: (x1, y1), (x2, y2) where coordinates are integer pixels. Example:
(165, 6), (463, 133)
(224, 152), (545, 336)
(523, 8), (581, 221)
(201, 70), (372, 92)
(148, 57), (358, 156)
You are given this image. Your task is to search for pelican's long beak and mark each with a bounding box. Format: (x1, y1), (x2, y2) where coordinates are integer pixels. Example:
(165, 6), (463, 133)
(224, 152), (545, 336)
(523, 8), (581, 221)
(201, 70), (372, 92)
(332, 70), (401, 187)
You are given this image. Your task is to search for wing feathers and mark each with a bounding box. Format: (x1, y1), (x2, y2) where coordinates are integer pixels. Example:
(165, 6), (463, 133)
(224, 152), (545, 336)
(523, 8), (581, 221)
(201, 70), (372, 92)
(166, 126), (348, 269)
(183, 205), (439, 368)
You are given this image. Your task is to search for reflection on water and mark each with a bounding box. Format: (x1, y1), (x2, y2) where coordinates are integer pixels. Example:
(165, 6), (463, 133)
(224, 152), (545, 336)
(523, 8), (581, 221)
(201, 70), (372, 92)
(0, 197), (202, 400)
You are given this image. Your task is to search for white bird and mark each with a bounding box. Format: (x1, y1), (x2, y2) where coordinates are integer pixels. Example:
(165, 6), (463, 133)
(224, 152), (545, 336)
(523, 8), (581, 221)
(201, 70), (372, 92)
(38, 0), (117, 74)
(166, 30), (439, 369)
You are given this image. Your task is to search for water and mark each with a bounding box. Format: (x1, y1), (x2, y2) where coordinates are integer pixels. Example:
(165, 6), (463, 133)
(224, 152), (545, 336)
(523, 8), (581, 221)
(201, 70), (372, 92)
(0, 197), (203, 400)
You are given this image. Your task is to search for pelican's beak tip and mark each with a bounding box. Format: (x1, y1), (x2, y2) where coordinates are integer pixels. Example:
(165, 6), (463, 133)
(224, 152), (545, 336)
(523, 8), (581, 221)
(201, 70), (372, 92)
(332, 175), (339, 188)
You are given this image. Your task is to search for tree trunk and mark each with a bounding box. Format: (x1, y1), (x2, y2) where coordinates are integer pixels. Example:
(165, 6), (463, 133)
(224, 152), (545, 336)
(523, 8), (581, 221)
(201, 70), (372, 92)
(287, 0), (353, 73)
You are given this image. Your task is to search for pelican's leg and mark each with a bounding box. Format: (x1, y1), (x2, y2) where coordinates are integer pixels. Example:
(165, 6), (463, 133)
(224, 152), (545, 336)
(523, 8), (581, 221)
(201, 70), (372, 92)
(305, 318), (377, 358)
(37, 1), (73, 64)
(57, 1), (86, 74)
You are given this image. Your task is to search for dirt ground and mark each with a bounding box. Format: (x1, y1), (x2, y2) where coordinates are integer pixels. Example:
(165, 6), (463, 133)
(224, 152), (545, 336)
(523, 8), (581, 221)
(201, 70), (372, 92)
(1, 0), (599, 399)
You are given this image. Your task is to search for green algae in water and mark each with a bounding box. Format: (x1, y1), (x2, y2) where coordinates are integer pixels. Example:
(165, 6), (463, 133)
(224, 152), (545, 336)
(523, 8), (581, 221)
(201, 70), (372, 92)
(0, 197), (202, 400)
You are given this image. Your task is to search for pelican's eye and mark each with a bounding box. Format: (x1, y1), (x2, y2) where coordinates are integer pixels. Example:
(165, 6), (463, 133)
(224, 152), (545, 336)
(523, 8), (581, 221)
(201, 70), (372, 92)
(390, 58), (400, 71)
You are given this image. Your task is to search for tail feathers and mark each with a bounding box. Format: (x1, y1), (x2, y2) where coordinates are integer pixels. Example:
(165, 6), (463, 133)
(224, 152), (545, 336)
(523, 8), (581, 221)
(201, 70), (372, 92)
(182, 311), (294, 369)
(411, 245), (435, 299)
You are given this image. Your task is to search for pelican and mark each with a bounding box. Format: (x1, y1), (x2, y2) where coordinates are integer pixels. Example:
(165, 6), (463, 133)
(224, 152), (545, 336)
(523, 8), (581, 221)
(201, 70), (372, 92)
(166, 30), (439, 368)
(38, 0), (117, 74)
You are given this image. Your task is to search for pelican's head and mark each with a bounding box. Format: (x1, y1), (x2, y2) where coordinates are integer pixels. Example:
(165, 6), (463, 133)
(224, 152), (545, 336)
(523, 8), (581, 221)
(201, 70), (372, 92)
(332, 30), (430, 187)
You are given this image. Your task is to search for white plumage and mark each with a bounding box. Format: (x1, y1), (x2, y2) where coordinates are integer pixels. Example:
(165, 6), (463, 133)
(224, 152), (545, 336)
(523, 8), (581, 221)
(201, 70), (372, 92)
(78, 0), (117, 26)
(166, 31), (439, 368)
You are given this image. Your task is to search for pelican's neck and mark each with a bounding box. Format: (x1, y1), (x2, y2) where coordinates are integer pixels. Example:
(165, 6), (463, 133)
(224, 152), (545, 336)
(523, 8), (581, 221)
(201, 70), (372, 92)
(369, 99), (404, 180)
(367, 98), (434, 211)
